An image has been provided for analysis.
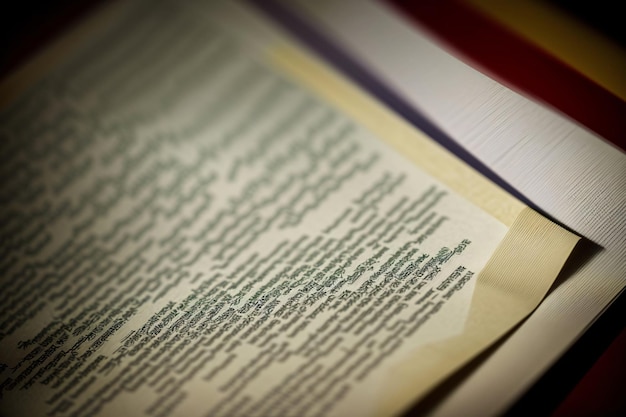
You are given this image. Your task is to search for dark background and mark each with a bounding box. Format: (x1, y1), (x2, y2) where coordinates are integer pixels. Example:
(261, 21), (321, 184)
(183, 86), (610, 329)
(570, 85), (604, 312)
(2, 0), (626, 80)
(548, 0), (626, 49)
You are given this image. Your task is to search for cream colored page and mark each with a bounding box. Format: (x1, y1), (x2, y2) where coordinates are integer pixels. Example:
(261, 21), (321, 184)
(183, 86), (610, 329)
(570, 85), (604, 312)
(0, 1), (575, 417)
(282, 2), (624, 415)
(269, 46), (579, 416)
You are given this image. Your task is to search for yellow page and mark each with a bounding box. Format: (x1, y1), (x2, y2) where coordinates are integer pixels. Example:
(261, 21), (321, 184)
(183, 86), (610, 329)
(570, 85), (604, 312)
(0, 1), (577, 416)
(270, 46), (578, 416)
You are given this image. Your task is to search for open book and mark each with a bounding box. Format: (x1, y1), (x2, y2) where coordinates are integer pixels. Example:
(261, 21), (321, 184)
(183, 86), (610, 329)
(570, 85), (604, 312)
(0, 1), (592, 416)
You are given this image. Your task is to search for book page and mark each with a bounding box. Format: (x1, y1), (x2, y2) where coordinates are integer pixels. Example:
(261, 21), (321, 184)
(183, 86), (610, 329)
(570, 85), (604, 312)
(278, 1), (625, 415)
(268, 45), (579, 416)
(0, 1), (577, 416)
